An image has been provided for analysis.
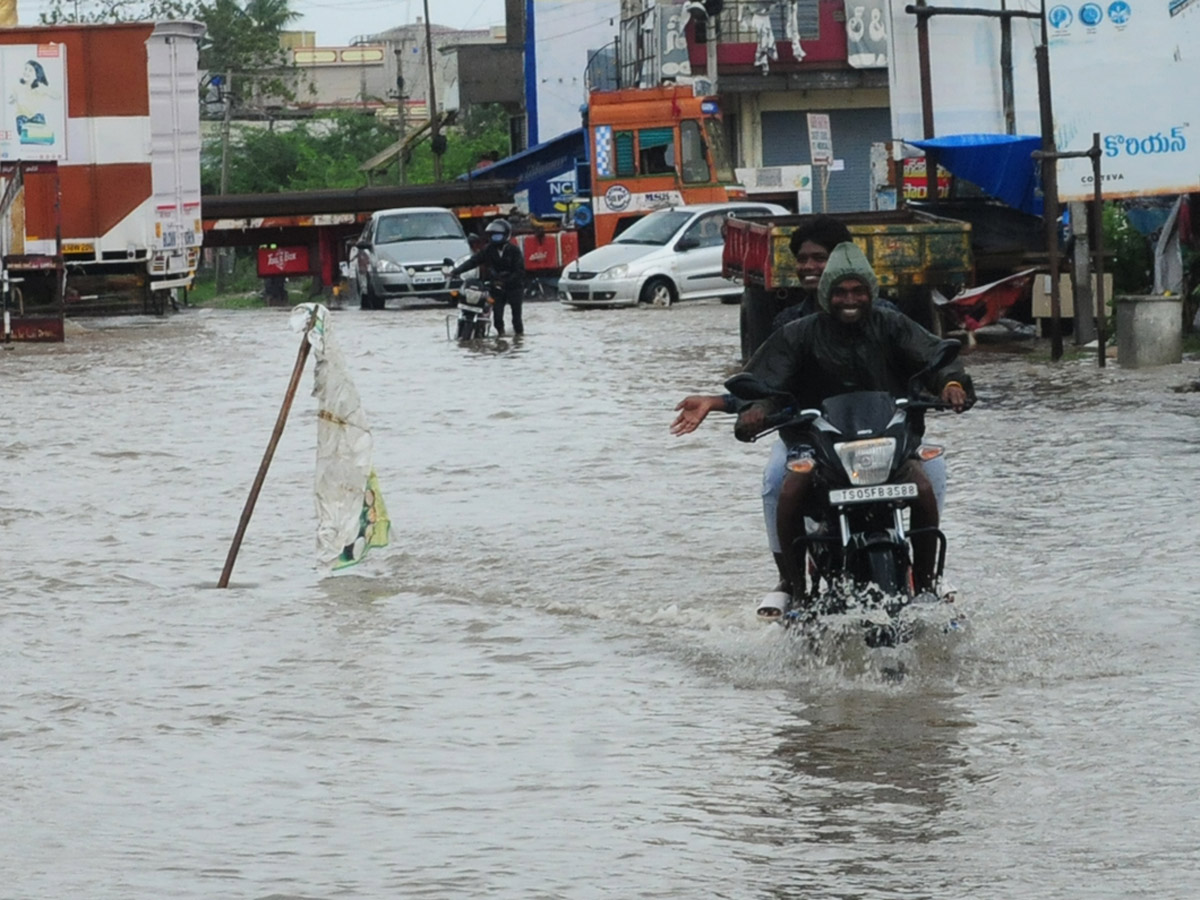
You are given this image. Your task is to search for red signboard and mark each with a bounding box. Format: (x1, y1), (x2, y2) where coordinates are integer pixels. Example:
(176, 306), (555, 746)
(902, 158), (952, 201)
(257, 245), (311, 276)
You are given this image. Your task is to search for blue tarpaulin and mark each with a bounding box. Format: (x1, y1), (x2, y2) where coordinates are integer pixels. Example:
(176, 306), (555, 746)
(910, 134), (1043, 217)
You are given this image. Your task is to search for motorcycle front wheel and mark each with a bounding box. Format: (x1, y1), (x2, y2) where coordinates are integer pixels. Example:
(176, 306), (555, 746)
(860, 543), (908, 598)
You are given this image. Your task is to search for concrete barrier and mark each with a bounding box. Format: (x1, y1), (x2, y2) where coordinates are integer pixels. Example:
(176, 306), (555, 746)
(1116, 295), (1183, 368)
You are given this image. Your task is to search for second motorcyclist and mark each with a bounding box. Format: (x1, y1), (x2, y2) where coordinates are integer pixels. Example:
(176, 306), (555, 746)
(447, 218), (526, 337)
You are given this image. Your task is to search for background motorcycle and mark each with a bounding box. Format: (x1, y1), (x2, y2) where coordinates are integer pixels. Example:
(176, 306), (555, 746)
(728, 340), (963, 647)
(443, 256), (494, 341)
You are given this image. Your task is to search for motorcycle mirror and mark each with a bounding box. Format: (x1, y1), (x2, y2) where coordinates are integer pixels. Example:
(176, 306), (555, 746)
(442, 257), (456, 266)
(724, 372), (794, 402)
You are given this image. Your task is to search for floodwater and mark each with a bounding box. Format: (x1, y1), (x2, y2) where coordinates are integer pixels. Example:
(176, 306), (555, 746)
(3, 298), (1199, 899)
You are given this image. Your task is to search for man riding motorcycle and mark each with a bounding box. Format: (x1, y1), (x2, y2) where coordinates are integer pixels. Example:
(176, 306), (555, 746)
(732, 241), (973, 604)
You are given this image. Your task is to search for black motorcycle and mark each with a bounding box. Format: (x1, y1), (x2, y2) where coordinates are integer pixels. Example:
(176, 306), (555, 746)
(442, 263), (495, 342)
(728, 340), (964, 647)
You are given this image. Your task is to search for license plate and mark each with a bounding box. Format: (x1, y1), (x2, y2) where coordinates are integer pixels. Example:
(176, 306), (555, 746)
(828, 482), (919, 505)
(412, 272), (444, 284)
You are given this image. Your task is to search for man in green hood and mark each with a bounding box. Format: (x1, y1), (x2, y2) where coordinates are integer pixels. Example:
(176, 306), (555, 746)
(732, 241), (973, 599)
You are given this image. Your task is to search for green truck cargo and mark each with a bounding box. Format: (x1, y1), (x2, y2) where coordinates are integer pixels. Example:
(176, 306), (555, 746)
(723, 209), (974, 361)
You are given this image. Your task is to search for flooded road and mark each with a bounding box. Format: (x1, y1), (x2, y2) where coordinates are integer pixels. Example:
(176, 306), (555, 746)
(3, 299), (1199, 898)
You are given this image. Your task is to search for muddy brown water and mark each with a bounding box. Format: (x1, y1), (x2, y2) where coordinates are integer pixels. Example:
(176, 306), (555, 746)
(2, 300), (1198, 898)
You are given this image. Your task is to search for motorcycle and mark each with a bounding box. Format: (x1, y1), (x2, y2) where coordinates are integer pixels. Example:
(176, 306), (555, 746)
(728, 340), (965, 647)
(443, 257), (495, 342)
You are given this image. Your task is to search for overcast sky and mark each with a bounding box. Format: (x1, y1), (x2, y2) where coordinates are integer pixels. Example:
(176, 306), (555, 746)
(289, 0), (508, 47)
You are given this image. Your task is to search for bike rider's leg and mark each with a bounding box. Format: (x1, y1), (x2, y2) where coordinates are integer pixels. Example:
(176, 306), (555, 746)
(921, 453), (946, 516)
(776, 467), (818, 605)
(899, 459), (939, 592)
(761, 438), (790, 588)
(492, 296), (507, 336)
(510, 296), (524, 335)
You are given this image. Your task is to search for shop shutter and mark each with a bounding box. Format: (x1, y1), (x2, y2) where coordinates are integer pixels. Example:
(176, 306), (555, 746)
(760, 108), (891, 213)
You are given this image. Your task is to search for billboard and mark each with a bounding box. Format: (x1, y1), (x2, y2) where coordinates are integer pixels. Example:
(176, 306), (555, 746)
(885, 0), (1043, 143)
(1049, 0), (1200, 200)
(0, 44), (67, 161)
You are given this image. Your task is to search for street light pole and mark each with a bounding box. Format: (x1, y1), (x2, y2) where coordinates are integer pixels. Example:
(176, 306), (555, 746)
(706, 9), (718, 95)
(423, 0), (442, 182)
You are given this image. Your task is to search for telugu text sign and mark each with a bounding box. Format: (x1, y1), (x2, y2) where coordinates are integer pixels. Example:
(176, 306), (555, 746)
(1049, 0), (1200, 200)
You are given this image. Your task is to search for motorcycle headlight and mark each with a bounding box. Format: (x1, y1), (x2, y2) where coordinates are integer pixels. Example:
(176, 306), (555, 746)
(597, 264), (629, 280)
(375, 259), (403, 274)
(833, 437), (896, 486)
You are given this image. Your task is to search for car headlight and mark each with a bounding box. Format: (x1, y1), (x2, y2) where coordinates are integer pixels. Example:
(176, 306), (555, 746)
(597, 264), (629, 280)
(375, 259), (403, 273)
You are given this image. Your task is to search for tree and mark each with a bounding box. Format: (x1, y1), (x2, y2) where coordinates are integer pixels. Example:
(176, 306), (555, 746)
(199, 0), (301, 109)
(201, 104), (513, 195)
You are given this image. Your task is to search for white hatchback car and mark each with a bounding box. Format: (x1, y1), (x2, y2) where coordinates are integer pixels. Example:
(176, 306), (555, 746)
(559, 202), (788, 308)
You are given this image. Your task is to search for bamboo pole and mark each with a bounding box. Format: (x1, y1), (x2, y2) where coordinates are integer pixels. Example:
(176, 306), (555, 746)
(218, 321), (314, 587)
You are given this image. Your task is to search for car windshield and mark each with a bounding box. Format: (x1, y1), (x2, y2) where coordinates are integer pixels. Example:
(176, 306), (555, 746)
(375, 211), (465, 243)
(613, 210), (693, 245)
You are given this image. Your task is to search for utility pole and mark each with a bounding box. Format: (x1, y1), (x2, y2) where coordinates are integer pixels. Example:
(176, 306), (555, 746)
(394, 44), (407, 185)
(422, 0), (443, 182)
(219, 73), (233, 195)
(217, 73), (233, 294)
(1035, 0), (1064, 361)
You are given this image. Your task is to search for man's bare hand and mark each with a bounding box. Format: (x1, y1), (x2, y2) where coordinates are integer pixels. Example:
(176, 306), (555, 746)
(941, 382), (969, 412)
(734, 404), (769, 442)
(671, 394), (725, 435)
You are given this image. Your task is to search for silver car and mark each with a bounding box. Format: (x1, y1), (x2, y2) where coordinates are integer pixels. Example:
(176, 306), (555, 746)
(349, 207), (474, 309)
(559, 202), (788, 308)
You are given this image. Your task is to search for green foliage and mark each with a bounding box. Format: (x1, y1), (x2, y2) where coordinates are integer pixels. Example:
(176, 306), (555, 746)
(1102, 202), (1153, 295)
(199, 0), (299, 106)
(203, 105), (513, 194)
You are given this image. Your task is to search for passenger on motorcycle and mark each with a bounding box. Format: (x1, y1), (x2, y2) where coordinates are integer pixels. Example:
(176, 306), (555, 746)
(732, 241), (973, 604)
(447, 218), (526, 336)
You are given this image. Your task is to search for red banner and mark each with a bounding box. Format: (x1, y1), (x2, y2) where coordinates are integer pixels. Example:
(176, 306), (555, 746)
(257, 245), (311, 276)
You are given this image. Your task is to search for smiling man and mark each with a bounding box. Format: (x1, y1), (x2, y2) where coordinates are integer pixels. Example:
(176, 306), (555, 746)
(731, 241), (972, 596)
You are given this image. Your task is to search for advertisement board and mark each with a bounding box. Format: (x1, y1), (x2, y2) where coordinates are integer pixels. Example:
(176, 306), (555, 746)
(901, 157), (952, 201)
(257, 245), (311, 277)
(885, 0), (1043, 145)
(1049, 0), (1200, 200)
(0, 43), (67, 161)
(807, 113), (833, 165)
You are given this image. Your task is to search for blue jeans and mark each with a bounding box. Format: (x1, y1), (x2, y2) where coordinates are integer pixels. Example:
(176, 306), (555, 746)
(761, 437), (948, 553)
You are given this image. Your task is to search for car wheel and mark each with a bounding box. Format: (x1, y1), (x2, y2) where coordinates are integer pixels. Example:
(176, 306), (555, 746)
(639, 277), (675, 307)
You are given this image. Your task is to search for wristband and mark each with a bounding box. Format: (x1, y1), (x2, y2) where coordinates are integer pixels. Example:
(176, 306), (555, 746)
(943, 381), (963, 392)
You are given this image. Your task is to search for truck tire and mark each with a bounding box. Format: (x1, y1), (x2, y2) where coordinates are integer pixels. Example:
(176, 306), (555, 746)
(740, 285), (789, 362)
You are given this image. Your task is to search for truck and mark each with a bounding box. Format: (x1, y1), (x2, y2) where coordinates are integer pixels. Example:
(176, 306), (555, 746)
(1, 20), (204, 339)
(585, 84), (743, 247)
(723, 209), (975, 361)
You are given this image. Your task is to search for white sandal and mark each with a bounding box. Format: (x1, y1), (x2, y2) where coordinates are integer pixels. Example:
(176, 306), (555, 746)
(756, 591), (790, 619)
